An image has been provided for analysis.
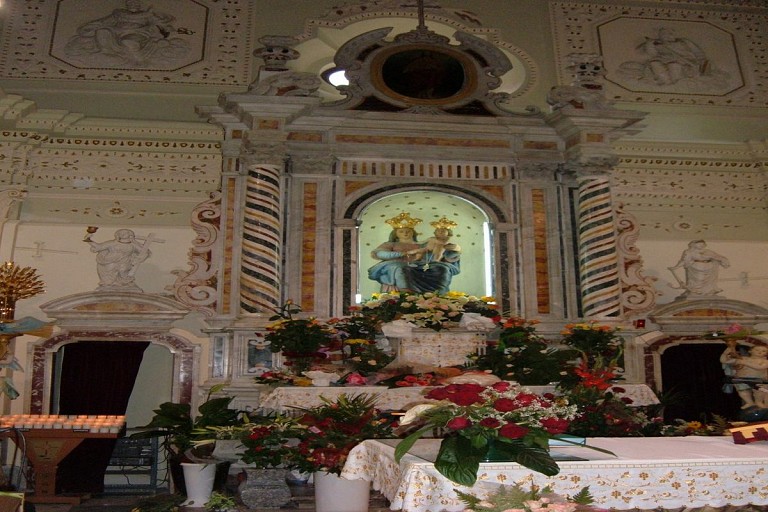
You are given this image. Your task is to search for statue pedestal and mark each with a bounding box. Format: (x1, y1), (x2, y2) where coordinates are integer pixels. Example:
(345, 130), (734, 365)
(388, 329), (487, 367)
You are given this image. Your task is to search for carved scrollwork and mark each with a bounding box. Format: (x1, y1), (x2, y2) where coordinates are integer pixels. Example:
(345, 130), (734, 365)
(170, 191), (222, 315)
(616, 203), (659, 317)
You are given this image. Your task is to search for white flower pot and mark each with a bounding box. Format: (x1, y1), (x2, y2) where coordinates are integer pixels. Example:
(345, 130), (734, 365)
(181, 462), (217, 507)
(313, 471), (370, 512)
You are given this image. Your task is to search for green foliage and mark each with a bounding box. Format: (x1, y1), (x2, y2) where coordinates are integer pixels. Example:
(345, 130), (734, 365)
(129, 493), (186, 512)
(467, 317), (577, 385)
(205, 492), (237, 512)
(455, 483), (598, 512)
(131, 383), (242, 456)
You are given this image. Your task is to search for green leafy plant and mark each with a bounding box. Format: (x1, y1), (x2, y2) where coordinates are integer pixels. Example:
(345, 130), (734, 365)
(131, 383), (242, 459)
(205, 491), (238, 512)
(395, 382), (579, 486)
(456, 483), (600, 512)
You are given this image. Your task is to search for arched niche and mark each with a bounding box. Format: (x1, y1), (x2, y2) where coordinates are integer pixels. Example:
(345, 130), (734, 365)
(339, 183), (512, 311)
(31, 292), (197, 414)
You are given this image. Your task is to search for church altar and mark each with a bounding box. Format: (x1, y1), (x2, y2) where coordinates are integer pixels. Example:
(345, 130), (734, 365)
(258, 383), (659, 414)
(341, 437), (768, 511)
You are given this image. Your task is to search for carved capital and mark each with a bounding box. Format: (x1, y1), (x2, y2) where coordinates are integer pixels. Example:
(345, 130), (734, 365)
(241, 141), (287, 168)
(253, 36), (300, 70)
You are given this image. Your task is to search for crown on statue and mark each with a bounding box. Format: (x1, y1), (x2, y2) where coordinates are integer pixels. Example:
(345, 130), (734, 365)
(385, 212), (423, 229)
(430, 216), (458, 230)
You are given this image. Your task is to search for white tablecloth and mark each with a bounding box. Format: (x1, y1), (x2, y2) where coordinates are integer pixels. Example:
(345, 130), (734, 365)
(259, 383), (659, 414)
(341, 437), (768, 511)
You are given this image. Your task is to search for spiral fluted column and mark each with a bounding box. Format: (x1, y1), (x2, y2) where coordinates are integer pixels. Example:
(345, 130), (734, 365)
(577, 174), (621, 318)
(240, 164), (282, 313)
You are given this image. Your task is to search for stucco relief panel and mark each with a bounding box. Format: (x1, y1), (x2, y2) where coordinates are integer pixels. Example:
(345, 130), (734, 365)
(0, 0), (254, 85)
(550, 2), (767, 107)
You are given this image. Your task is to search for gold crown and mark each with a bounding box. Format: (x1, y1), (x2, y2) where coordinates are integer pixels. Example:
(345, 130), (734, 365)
(385, 212), (422, 229)
(430, 216), (458, 230)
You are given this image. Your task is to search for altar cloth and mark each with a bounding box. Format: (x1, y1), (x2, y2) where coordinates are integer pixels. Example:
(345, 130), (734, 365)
(341, 436), (768, 511)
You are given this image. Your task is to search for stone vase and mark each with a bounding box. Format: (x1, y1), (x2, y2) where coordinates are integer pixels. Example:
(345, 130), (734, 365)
(238, 467), (292, 509)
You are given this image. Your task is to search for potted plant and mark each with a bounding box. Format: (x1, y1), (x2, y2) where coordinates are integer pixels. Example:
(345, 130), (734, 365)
(291, 393), (395, 512)
(131, 383), (242, 495)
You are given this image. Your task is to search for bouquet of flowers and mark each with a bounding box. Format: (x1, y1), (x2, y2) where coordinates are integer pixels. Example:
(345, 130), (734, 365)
(467, 317), (577, 385)
(396, 382), (579, 486)
(560, 322), (623, 367)
(360, 291), (497, 331)
(661, 416), (730, 437)
(456, 483), (604, 512)
(557, 356), (657, 437)
(265, 300), (338, 374)
(342, 338), (394, 375)
(238, 415), (304, 468)
(292, 393), (395, 475)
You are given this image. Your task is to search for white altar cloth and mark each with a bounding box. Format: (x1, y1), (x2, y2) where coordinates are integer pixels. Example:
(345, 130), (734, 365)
(341, 437), (768, 511)
(258, 384), (659, 414)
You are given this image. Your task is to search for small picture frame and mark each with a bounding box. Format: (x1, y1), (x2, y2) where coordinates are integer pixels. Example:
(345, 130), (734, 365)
(245, 335), (280, 376)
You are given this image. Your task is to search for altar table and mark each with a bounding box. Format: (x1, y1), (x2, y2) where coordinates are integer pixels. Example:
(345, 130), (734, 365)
(0, 415), (125, 504)
(341, 437), (768, 511)
(259, 383), (659, 414)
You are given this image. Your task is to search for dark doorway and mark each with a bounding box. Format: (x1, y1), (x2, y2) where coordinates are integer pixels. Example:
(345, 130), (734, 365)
(661, 342), (741, 422)
(53, 340), (150, 494)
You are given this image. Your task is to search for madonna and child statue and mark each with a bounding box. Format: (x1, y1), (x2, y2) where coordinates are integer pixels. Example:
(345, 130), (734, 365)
(368, 212), (461, 295)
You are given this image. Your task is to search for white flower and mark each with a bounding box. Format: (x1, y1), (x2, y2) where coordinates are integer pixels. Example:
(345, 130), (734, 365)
(399, 403), (439, 426)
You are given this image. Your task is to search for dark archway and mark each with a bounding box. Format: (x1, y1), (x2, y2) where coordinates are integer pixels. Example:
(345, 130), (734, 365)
(660, 342), (741, 422)
(54, 340), (150, 494)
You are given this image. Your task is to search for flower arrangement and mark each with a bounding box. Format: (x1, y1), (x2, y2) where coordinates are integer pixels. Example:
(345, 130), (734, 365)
(556, 356), (656, 437)
(265, 300), (338, 374)
(467, 317), (578, 385)
(238, 414), (304, 468)
(360, 291), (498, 331)
(396, 382), (579, 486)
(456, 483), (603, 512)
(292, 393), (395, 475)
(560, 322), (623, 366)
(660, 416), (730, 437)
(342, 338), (394, 375)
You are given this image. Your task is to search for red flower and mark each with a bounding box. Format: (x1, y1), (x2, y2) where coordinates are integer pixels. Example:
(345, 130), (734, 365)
(491, 381), (512, 392)
(446, 416), (472, 430)
(492, 398), (519, 412)
(540, 417), (570, 434)
(479, 417), (501, 429)
(426, 383), (485, 406)
(498, 422), (529, 439)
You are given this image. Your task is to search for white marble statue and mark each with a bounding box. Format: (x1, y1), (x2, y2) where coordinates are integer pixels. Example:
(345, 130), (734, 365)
(84, 228), (157, 291)
(668, 240), (730, 298)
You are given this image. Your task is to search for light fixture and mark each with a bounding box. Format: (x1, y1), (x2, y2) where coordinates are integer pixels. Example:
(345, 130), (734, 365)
(321, 66), (349, 87)
(0, 262), (47, 360)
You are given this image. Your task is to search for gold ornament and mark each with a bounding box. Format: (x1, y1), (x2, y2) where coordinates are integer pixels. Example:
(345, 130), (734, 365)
(385, 212), (422, 230)
(430, 217), (458, 230)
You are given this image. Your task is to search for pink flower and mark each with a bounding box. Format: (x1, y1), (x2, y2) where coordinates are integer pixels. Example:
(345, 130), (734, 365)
(345, 372), (367, 385)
